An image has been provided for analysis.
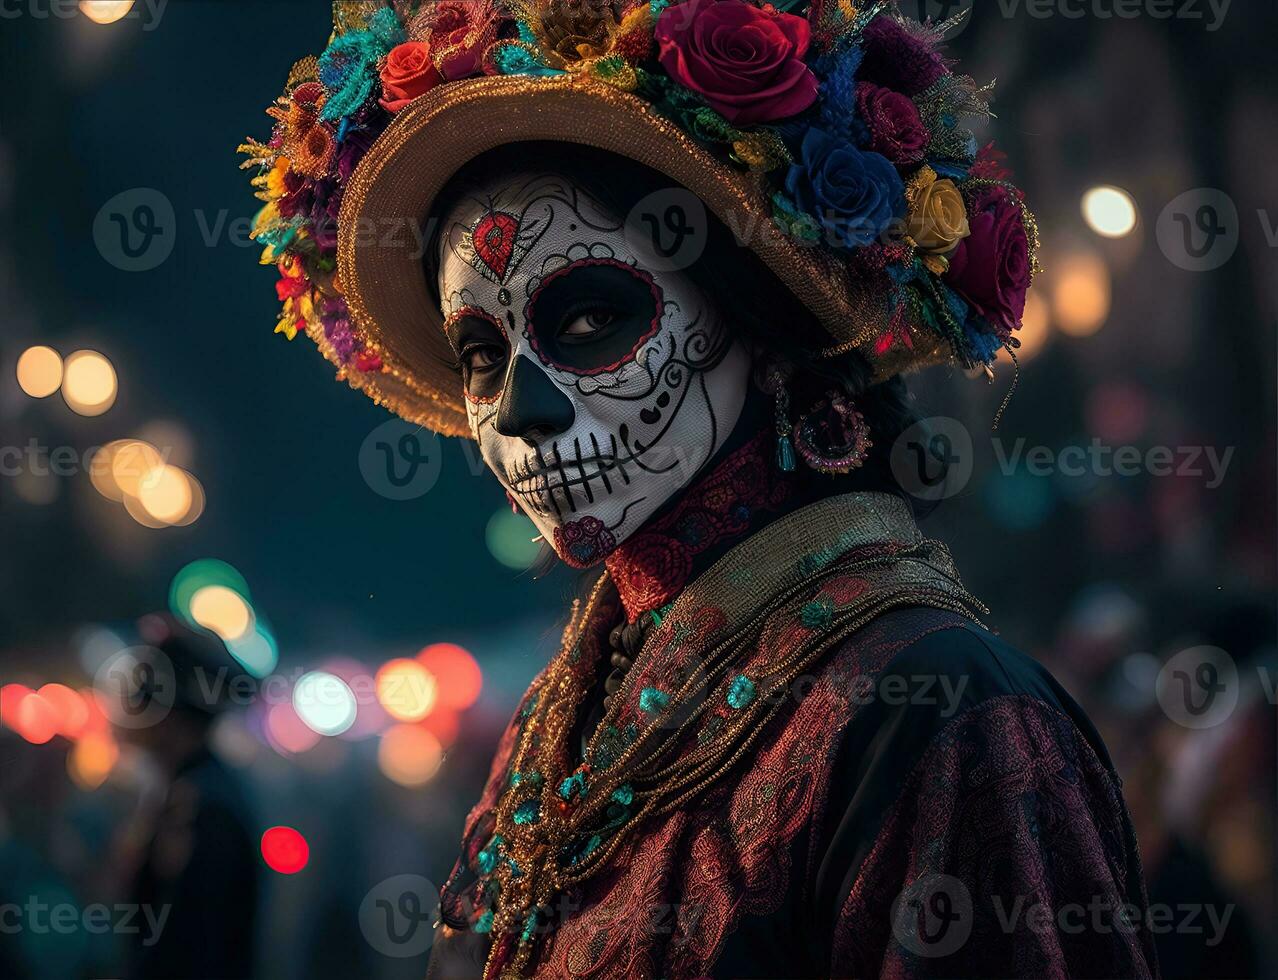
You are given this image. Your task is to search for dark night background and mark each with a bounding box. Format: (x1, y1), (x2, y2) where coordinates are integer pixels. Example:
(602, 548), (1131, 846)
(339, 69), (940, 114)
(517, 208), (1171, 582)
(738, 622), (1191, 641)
(1, 2), (1275, 978)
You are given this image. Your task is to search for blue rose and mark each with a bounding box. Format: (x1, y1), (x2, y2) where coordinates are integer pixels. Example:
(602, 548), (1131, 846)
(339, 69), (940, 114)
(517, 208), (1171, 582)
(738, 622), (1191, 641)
(784, 128), (905, 249)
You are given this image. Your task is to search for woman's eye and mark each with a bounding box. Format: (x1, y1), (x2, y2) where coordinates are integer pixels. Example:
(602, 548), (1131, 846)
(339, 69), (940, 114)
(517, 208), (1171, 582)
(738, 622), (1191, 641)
(462, 346), (504, 372)
(561, 310), (616, 338)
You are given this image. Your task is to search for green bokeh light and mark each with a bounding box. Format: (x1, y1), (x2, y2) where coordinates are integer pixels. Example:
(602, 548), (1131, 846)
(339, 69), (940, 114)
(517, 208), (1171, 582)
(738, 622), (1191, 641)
(485, 509), (542, 570)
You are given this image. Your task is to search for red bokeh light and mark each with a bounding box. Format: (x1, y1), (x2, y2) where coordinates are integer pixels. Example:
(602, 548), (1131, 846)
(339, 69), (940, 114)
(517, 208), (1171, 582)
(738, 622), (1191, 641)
(416, 643), (482, 711)
(418, 707), (460, 747)
(260, 826), (309, 874)
(38, 684), (89, 739)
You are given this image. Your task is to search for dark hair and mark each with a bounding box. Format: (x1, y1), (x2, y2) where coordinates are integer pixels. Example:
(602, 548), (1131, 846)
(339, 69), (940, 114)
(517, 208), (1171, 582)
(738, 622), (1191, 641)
(427, 141), (933, 510)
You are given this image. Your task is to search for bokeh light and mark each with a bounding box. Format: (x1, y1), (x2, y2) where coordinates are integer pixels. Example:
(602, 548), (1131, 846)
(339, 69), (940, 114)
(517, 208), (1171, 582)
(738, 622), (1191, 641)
(419, 708), (460, 748)
(170, 558), (250, 622)
(1051, 251), (1112, 337)
(61, 350), (117, 416)
(378, 725), (444, 787)
(417, 643), (482, 712)
(260, 826), (309, 874)
(170, 471), (206, 526)
(375, 658), (437, 722)
(12, 470), (58, 506)
(225, 626), (278, 678)
(80, 1), (134, 23)
(1082, 185), (1138, 238)
(486, 509), (542, 569)
(68, 732), (119, 790)
(38, 683), (89, 739)
(136, 465), (193, 524)
(293, 671), (357, 737)
(189, 585), (253, 641)
(14, 690), (60, 744)
(265, 701), (321, 756)
(319, 659), (388, 740)
(15, 345), (62, 398)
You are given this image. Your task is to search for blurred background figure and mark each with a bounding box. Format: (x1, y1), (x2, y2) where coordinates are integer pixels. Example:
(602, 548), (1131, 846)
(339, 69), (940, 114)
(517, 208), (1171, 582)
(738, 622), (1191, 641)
(106, 614), (258, 980)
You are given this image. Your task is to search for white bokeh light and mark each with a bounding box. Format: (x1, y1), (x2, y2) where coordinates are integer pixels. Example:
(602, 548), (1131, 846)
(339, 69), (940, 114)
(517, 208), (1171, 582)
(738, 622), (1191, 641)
(293, 671), (357, 737)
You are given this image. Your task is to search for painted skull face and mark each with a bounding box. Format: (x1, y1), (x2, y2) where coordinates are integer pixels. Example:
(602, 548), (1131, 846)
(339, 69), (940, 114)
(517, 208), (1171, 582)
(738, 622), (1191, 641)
(437, 170), (751, 567)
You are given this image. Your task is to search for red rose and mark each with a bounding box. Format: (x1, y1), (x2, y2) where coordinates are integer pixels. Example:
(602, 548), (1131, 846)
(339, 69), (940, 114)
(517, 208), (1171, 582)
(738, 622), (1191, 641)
(379, 42), (442, 113)
(855, 82), (929, 166)
(945, 187), (1031, 333)
(425, 0), (499, 79)
(654, 0), (818, 125)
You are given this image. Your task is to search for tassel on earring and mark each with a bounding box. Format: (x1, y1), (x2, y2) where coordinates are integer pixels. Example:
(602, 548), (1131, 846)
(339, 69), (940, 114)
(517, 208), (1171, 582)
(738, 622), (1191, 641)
(769, 369), (796, 472)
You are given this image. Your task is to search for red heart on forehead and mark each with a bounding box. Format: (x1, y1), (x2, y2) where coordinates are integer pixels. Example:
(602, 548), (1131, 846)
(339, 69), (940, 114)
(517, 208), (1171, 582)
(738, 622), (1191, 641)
(471, 211), (519, 280)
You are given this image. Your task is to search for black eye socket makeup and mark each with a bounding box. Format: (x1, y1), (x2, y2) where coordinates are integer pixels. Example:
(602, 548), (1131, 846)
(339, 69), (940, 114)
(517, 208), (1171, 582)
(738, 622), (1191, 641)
(444, 307), (509, 403)
(524, 259), (662, 375)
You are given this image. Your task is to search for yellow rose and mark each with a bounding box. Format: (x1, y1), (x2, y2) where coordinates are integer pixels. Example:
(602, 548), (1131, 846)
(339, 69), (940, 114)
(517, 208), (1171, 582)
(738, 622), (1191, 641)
(907, 178), (970, 255)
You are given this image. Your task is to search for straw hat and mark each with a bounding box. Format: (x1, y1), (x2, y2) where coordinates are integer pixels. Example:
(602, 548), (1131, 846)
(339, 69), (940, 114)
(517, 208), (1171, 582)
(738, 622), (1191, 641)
(240, 1), (1037, 438)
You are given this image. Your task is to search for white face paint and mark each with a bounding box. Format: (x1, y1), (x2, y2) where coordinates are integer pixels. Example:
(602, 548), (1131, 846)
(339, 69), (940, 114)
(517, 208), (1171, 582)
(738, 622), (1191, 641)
(437, 170), (751, 567)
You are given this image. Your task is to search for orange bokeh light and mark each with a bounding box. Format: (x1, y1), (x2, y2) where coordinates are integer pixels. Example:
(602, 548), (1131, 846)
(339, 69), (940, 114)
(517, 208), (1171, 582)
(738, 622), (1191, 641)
(69, 732), (119, 790)
(378, 724), (444, 787)
(375, 658), (437, 722)
(416, 643), (482, 711)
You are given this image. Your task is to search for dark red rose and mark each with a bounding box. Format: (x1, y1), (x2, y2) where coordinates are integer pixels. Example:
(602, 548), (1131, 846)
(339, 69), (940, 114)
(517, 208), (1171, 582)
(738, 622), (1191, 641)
(379, 42), (442, 113)
(654, 0), (818, 125)
(946, 187), (1031, 333)
(425, 0), (500, 79)
(856, 81), (929, 166)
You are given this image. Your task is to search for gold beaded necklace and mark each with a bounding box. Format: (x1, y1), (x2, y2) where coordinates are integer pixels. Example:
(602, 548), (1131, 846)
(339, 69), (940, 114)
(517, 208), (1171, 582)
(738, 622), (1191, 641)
(465, 493), (985, 978)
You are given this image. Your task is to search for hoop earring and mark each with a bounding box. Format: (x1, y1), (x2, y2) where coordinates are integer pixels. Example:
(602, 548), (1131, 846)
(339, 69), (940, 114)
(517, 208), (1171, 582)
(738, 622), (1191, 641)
(792, 393), (872, 474)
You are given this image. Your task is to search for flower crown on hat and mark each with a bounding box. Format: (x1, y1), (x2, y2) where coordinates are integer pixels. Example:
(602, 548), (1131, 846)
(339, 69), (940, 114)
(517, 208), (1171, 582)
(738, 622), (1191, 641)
(240, 0), (1039, 389)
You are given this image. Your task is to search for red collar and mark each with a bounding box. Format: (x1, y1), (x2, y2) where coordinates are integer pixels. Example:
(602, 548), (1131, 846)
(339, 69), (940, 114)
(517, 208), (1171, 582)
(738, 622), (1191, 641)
(605, 431), (793, 622)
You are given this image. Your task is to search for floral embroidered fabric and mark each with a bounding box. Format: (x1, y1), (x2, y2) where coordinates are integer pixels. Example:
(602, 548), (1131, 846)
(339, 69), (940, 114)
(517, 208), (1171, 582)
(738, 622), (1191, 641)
(433, 497), (1156, 978)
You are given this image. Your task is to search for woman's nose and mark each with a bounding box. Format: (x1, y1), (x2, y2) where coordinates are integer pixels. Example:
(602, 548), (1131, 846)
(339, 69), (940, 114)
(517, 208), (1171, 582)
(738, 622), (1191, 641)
(494, 353), (576, 444)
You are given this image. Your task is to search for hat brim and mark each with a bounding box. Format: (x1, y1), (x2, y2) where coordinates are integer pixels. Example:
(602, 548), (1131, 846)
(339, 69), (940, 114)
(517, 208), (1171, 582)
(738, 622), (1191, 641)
(337, 73), (927, 438)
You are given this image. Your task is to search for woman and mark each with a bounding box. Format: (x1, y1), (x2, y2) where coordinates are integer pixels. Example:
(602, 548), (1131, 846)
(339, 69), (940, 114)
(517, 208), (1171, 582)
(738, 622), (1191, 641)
(242, 2), (1157, 977)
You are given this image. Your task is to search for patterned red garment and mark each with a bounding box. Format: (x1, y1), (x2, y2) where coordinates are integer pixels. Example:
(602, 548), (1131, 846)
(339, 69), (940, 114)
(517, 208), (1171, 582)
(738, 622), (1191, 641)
(434, 614), (1157, 977)
(429, 493), (1158, 978)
